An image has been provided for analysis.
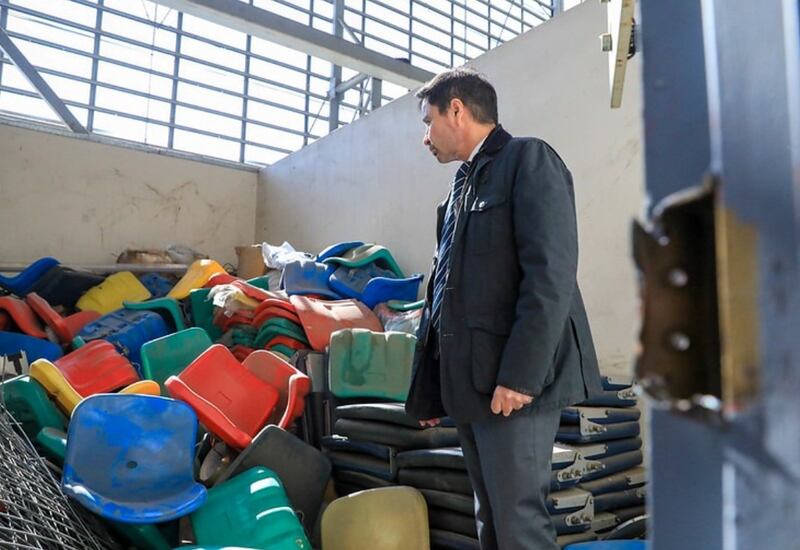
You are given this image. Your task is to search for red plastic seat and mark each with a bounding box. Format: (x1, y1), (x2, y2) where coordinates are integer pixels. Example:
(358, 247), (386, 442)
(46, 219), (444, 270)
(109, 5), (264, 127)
(165, 344), (280, 450)
(213, 309), (255, 331)
(253, 306), (301, 327)
(0, 296), (47, 339)
(0, 312), (9, 331)
(230, 344), (256, 362)
(203, 273), (241, 288)
(242, 350), (310, 429)
(290, 296), (383, 351)
(262, 335), (307, 351)
(229, 280), (271, 302)
(26, 292), (100, 344)
(53, 340), (139, 396)
(254, 298), (296, 316)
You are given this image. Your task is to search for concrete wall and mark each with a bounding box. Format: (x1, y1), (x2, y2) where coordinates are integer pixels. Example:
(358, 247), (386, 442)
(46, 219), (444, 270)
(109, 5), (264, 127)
(258, 1), (645, 375)
(0, 124), (258, 267)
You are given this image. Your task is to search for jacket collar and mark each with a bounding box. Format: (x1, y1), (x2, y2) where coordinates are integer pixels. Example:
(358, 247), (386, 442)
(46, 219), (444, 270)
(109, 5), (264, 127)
(470, 124), (512, 174)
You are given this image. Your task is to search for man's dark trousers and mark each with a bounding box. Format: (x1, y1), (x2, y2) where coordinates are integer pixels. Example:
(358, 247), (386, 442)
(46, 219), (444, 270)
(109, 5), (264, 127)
(457, 407), (562, 550)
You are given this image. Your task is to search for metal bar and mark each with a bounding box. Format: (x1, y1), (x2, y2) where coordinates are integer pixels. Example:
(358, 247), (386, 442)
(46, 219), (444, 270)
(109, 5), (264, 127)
(0, 1), (9, 97)
(153, 0), (434, 88)
(0, 263), (190, 274)
(303, 0), (314, 147)
(86, 0), (103, 131)
(0, 27), (87, 133)
(550, 0), (562, 15)
(167, 11), (182, 148)
(334, 72), (369, 95)
(370, 76), (381, 109)
(329, 0), (343, 132)
(240, 29), (251, 163)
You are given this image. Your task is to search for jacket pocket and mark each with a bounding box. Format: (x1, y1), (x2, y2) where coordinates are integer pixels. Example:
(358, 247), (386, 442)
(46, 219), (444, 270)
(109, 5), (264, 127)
(469, 326), (509, 395)
(465, 194), (508, 255)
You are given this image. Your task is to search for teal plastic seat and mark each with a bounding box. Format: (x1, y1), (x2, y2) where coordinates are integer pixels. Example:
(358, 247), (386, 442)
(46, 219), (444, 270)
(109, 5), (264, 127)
(189, 288), (222, 341)
(321, 243), (405, 278)
(35, 427), (67, 464)
(191, 467), (310, 549)
(140, 328), (213, 393)
(328, 329), (416, 401)
(254, 318), (308, 349)
(125, 297), (186, 332)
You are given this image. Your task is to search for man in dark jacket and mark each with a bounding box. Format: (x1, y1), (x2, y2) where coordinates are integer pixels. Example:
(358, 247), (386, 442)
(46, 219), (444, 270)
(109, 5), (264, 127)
(405, 68), (603, 550)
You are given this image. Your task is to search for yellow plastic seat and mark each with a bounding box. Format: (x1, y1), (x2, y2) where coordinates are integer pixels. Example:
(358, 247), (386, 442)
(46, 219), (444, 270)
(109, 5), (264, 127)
(76, 271), (151, 314)
(30, 360), (160, 415)
(168, 259), (226, 300)
(321, 486), (430, 550)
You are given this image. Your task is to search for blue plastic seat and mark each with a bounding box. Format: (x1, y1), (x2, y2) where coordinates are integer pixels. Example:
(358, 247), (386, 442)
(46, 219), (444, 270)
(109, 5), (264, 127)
(62, 393), (207, 523)
(0, 257), (59, 295)
(282, 260), (341, 299)
(139, 273), (175, 298)
(329, 266), (424, 308)
(565, 542), (649, 549)
(78, 309), (170, 367)
(0, 330), (63, 362)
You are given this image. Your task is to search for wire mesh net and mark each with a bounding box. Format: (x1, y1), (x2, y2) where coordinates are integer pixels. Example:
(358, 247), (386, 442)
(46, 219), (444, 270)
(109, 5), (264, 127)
(0, 403), (120, 550)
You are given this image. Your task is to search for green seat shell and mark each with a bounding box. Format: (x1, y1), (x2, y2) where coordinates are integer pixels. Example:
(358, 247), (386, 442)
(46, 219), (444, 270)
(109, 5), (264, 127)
(0, 375), (66, 441)
(189, 288), (222, 341)
(321, 244), (405, 278)
(124, 297), (186, 332)
(140, 328), (213, 393)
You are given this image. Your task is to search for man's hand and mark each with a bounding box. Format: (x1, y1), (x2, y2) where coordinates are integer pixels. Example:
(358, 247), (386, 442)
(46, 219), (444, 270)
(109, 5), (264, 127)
(491, 385), (534, 416)
(419, 418), (442, 427)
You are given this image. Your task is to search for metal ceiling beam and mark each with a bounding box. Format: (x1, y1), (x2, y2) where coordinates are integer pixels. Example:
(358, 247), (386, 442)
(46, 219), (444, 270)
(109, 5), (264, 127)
(0, 28), (87, 134)
(154, 0), (435, 89)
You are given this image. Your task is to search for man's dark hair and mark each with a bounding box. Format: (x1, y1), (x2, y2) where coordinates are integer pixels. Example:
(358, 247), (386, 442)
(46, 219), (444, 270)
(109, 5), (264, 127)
(416, 68), (498, 125)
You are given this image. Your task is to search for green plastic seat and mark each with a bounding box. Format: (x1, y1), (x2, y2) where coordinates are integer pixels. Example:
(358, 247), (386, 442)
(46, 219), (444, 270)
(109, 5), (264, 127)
(246, 275), (271, 290)
(191, 467), (310, 550)
(140, 328), (213, 393)
(0, 375), (66, 440)
(270, 344), (296, 358)
(387, 299), (425, 312)
(328, 329), (417, 401)
(36, 427), (67, 464)
(321, 243), (405, 278)
(125, 297), (186, 332)
(254, 319), (308, 349)
(189, 288), (222, 341)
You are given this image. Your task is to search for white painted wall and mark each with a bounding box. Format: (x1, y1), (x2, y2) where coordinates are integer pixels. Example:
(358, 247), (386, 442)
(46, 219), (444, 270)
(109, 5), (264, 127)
(257, 1), (644, 375)
(0, 124), (258, 267)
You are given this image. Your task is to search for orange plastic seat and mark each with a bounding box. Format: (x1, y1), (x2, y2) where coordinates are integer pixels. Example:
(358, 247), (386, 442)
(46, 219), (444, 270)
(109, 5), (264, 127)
(213, 308), (255, 331)
(0, 296), (47, 338)
(203, 272), (240, 288)
(230, 344), (256, 361)
(242, 350), (310, 429)
(165, 344), (280, 450)
(290, 295), (383, 351)
(26, 292), (100, 344)
(254, 297), (296, 314)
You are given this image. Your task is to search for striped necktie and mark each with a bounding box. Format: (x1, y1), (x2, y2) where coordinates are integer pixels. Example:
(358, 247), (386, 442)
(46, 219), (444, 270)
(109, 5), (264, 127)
(430, 160), (471, 329)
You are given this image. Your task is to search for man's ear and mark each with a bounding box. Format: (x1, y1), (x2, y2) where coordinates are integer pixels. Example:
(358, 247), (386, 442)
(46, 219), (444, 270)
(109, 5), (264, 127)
(449, 98), (466, 120)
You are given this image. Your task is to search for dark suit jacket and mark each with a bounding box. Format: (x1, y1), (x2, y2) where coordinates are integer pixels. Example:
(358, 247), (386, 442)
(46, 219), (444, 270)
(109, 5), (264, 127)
(405, 126), (603, 423)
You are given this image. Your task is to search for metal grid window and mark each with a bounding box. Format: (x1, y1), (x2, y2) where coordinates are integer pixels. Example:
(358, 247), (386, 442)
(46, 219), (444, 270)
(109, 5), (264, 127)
(0, 0), (553, 166)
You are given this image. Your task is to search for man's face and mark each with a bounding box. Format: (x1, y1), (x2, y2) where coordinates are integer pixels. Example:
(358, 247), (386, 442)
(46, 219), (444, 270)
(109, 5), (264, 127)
(421, 98), (459, 164)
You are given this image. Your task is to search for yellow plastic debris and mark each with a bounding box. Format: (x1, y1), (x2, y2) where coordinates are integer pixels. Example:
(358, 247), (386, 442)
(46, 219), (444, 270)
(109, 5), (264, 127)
(168, 259), (226, 300)
(76, 271), (151, 314)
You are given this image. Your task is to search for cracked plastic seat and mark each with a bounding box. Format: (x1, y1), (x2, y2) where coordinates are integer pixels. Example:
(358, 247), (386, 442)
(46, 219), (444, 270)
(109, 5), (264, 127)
(0, 375), (66, 440)
(321, 486), (430, 550)
(63, 394), (207, 523)
(76, 271), (152, 314)
(30, 340), (160, 414)
(291, 296), (383, 351)
(168, 260), (227, 300)
(316, 241), (364, 262)
(25, 292), (100, 345)
(329, 266), (424, 308)
(125, 297), (186, 332)
(140, 328), (213, 393)
(242, 350), (310, 429)
(78, 309), (170, 366)
(0, 331), (62, 362)
(321, 244), (405, 278)
(0, 257), (59, 295)
(282, 260), (340, 299)
(0, 296), (47, 338)
(190, 467), (309, 549)
(165, 344), (280, 450)
(328, 329), (416, 401)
